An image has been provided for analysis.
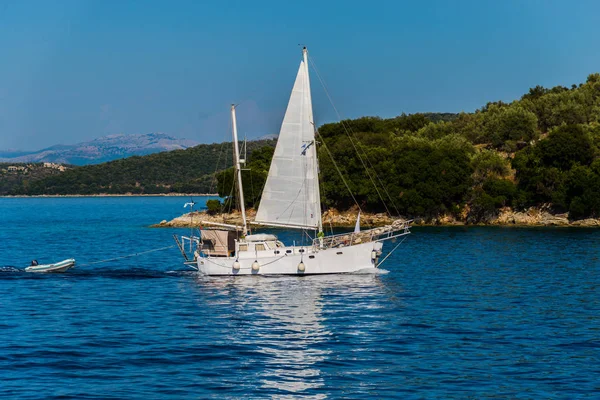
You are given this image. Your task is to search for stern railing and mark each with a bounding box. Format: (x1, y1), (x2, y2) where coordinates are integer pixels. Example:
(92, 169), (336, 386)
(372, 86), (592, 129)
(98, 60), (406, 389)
(313, 220), (411, 250)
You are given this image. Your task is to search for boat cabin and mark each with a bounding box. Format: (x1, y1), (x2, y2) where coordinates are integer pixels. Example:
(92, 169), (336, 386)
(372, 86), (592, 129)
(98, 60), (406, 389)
(236, 234), (283, 256)
(199, 230), (294, 259)
(199, 229), (237, 257)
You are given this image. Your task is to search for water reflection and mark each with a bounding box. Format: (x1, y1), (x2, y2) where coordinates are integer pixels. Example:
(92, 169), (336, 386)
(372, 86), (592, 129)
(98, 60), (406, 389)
(195, 273), (387, 398)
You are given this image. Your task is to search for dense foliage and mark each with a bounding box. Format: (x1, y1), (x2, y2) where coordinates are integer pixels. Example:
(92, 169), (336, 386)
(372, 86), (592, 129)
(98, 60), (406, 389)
(319, 73), (600, 220)
(218, 73), (600, 221)
(513, 124), (600, 218)
(4, 74), (600, 222)
(215, 146), (274, 210)
(0, 163), (67, 195)
(2, 140), (275, 195)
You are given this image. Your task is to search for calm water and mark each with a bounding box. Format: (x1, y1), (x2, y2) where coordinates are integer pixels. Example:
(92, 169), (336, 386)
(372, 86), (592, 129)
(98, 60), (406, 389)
(0, 197), (598, 399)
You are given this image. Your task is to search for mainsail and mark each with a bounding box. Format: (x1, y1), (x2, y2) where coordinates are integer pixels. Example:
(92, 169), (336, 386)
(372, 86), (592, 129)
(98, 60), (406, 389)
(255, 51), (322, 230)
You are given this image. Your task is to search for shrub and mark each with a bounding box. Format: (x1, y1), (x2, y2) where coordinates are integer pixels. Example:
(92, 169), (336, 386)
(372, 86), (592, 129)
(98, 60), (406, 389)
(206, 199), (222, 215)
(569, 196), (587, 220)
(471, 150), (510, 183)
(482, 178), (517, 206)
(468, 189), (497, 222)
(538, 124), (595, 170)
(483, 104), (539, 148)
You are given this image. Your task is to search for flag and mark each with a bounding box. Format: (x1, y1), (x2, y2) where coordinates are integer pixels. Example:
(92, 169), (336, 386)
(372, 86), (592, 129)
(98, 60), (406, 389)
(354, 211), (361, 233)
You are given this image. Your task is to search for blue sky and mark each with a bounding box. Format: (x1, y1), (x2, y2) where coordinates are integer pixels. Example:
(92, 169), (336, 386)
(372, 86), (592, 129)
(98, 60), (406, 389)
(1, 0), (599, 149)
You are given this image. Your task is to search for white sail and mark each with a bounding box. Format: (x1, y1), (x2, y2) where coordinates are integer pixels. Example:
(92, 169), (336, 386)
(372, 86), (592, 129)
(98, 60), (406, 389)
(255, 55), (322, 230)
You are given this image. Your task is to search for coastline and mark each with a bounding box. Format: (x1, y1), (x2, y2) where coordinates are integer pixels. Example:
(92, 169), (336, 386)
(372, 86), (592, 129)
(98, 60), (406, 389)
(0, 193), (218, 198)
(153, 207), (600, 228)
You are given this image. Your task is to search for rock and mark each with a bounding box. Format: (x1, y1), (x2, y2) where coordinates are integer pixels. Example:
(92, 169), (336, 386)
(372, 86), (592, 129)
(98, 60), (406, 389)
(153, 206), (600, 228)
(570, 218), (600, 227)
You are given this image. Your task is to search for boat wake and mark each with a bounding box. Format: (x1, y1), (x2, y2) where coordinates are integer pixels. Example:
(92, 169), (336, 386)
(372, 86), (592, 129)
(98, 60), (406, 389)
(0, 266), (193, 280)
(355, 268), (389, 275)
(0, 265), (388, 279)
(0, 266), (22, 273)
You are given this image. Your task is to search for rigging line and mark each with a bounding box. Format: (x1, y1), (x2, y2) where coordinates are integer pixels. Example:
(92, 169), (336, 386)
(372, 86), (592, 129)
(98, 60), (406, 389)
(78, 245), (177, 267)
(309, 56), (394, 212)
(347, 127), (401, 216)
(208, 135), (229, 197)
(249, 167), (255, 210)
(376, 236), (408, 267)
(224, 117), (238, 216)
(303, 229), (314, 242)
(226, 175), (236, 215)
(309, 56), (399, 217)
(312, 58), (393, 217)
(275, 176), (306, 226)
(315, 129), (362, 212)
(208, 120), (231, 197)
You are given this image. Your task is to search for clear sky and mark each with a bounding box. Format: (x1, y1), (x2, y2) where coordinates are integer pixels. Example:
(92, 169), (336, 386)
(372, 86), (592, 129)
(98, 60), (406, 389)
(1, 0), (599, 150)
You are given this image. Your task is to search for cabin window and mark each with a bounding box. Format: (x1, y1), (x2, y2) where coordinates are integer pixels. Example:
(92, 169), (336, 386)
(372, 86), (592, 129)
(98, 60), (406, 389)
(238, 244), (248, 252)
(299, 249), (305, 253)
(266, 241), (276, 249)
(274, 250), (280, 254)
(286, 250), (292, 254)
(336, 251), (343, 255)
(309, 255), (315, 259)
(255, 244), (266, 251)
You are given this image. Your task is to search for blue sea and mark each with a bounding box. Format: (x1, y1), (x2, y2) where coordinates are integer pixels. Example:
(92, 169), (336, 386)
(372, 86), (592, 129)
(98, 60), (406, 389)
(0, 197), (598, 399)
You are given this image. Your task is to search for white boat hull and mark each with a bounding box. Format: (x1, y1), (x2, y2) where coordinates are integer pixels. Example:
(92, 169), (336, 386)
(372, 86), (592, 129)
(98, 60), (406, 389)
(25, 259), (76, 273)
(196, 241), (383, 276)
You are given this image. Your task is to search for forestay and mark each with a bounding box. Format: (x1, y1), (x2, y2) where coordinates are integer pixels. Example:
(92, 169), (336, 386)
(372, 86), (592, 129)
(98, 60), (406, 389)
(255, 55), (322, 230)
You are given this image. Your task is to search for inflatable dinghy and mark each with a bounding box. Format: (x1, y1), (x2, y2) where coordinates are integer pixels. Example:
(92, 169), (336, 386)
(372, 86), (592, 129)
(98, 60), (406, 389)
(25, 259), (76, 273)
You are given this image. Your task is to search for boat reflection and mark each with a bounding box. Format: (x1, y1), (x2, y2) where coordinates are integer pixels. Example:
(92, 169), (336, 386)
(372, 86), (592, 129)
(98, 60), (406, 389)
(195, 272), (388, 398)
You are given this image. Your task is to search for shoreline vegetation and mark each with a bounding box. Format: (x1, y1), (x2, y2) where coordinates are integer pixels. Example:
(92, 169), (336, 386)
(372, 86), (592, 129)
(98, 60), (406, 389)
(207, 73), (600, 227)
(3, 74), (600, 226)
(153, 207), (600, 228)
(0, 193), (217, 198)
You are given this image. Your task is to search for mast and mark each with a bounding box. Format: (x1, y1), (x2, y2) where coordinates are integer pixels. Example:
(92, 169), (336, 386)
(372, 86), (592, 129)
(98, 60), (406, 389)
(302, 47), (323, 234)
(255, 47), (322, 230)
(231, 104), (248, 236)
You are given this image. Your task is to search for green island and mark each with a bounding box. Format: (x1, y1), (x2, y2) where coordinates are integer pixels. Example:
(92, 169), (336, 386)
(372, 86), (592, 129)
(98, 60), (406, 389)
(3, 73), (600, 225)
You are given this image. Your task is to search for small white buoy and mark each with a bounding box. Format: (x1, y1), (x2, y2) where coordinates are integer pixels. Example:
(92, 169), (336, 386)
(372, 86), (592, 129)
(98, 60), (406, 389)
(297, 261), (306, 273)
(232, 260), (240, 271)
(371, 250), (377, 261)
(251, 260), (260, 271)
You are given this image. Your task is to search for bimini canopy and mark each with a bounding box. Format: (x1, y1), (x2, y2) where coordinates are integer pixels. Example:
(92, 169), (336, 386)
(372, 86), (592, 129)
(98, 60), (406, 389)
(245, 234), (278, 242)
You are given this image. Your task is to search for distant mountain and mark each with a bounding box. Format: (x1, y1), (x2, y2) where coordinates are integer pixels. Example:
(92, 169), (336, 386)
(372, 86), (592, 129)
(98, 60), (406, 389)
(255, 133), (279, 141)
(3, 139), (277, 196)
(0, 150), (38, 158)
(0, 133), (199, 166)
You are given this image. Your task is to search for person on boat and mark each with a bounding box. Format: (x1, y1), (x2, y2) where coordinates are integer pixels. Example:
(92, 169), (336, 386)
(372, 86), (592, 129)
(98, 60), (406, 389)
(30, 260), (38, 266)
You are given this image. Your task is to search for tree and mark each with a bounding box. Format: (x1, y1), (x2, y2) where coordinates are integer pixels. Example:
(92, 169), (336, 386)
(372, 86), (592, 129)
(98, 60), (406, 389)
(482, 103), (539, 148)
(206, 199), (222, 215)
(471, 150), (510, 184)
(537, 124), (594, 170)
(216, 145), (274, 209)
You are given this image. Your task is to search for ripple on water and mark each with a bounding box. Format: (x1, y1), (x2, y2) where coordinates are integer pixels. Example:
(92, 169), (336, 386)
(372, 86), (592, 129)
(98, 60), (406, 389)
(0, 199), (599, 399)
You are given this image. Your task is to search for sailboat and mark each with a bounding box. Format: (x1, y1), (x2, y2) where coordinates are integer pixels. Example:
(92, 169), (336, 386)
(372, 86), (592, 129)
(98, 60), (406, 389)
(177, 47), (410, 275)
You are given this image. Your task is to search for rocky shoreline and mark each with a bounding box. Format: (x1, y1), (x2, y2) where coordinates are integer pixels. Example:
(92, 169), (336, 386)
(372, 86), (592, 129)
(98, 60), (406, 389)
(153, 208), (398, 229)
(153, 207), (600, 228)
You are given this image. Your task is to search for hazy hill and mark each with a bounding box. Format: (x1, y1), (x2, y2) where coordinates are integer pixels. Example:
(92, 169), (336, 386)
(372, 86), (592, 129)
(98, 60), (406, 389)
(4, 72), (600, 223)
(4, 139), (276, 195)
(0, 133), (198, 166)
(1, 162), (71, 195)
